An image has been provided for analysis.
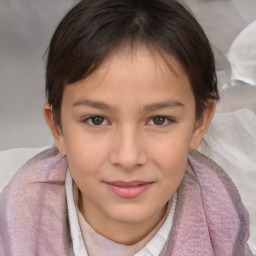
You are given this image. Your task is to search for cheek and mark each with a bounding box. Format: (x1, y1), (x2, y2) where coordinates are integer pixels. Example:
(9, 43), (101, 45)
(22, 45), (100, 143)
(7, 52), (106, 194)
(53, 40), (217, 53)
(148, 131), (190, 185)
(149, 143), (188, 208)
(150, 129), (191, 164)
(153, 144), (188, 176)
(64, 130), (111, 177)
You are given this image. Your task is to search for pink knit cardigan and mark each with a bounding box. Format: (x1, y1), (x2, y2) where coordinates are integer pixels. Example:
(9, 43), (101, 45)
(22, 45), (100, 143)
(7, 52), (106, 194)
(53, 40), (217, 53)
(0, 147), (253, 255)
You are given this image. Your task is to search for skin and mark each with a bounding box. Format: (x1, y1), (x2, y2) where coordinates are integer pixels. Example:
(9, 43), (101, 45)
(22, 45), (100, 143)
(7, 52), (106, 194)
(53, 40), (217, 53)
(44, 46), (216, 245)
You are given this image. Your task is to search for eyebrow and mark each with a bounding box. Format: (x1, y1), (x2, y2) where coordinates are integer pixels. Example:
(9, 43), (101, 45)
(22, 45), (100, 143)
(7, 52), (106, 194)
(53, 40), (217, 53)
(143, 100), (184, 112)
(73, 99), (113, 110)
(72, 99), (184, 111)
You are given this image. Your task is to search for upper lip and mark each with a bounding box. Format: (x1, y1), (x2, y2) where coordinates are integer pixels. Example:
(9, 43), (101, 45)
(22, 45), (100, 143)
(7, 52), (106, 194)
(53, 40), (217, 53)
(105, 181), (153, 187)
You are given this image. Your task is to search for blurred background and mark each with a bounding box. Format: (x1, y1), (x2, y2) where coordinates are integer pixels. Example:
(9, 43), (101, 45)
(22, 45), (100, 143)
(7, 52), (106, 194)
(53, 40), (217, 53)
(1, 0), (256, 150)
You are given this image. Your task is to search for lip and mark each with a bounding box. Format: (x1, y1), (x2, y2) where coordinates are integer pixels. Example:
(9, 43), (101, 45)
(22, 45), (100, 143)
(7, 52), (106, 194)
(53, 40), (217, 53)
(104, 181), (153, 199)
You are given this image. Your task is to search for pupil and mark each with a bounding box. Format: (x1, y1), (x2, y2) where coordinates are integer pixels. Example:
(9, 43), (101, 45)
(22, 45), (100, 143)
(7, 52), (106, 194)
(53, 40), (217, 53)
(153, 117), (165, 125)
(92, 116), (103, 125)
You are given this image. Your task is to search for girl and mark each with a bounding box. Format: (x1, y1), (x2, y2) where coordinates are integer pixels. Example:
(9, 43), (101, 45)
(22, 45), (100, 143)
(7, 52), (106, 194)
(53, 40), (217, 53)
(0, 0), (252, 255)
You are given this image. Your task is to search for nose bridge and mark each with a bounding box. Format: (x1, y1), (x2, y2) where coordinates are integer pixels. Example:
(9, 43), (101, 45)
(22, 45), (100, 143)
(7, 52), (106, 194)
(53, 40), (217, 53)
(110, 124), (146, 170)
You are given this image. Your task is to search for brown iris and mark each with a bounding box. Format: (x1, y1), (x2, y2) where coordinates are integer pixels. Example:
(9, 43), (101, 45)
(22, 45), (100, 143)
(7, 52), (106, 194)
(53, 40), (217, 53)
(91, 116), (104, 125)
(152, 117), (166, 125)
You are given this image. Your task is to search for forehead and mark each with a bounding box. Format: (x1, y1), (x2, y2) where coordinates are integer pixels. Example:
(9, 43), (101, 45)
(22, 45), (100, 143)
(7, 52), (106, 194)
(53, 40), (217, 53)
(62, 45), (194, 106)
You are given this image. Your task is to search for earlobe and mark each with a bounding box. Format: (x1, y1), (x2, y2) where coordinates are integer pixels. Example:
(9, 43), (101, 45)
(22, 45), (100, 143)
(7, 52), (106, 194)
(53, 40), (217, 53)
(189, 100), (216, 150)
(43, 103), (67, 155)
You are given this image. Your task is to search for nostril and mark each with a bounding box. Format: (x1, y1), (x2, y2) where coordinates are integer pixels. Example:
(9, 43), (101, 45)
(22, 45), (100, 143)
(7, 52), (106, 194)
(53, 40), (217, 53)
(109, 148), (147, 171)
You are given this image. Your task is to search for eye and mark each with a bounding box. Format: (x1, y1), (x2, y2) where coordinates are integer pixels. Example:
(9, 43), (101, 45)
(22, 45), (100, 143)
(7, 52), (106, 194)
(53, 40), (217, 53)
(147, 116), (174, 126)
(83, 116), (109, 126)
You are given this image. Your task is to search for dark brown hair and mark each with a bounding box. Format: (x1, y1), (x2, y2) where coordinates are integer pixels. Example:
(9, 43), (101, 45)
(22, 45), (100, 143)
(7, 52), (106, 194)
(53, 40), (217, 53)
(45, 0), (219, 126)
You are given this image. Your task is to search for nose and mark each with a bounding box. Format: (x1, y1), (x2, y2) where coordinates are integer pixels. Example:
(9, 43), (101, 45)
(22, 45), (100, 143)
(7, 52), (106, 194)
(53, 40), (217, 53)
(109, 126), (147, 171)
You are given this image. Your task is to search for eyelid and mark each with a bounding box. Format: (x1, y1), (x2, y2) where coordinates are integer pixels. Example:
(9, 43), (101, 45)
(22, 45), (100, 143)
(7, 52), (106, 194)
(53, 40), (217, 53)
(146, 116), (175, 126)
(82, 115), (110, 126)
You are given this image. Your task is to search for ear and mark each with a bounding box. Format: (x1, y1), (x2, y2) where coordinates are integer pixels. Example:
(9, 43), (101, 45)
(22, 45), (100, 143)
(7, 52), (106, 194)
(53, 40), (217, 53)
(189, 100), (216, 150)
(43, 103), (67, 155)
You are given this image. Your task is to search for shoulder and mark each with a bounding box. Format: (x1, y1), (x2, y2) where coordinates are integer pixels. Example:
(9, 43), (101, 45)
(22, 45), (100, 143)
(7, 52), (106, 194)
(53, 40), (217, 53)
(166, 150), (252, 255)
(185, 150), (251, 252)
(187, 149), (237, 188)
(0, 147), (68, 212)
(4, 147), (67, 189)
(0, 147), (70, 255)
(186, 149), (244, 208)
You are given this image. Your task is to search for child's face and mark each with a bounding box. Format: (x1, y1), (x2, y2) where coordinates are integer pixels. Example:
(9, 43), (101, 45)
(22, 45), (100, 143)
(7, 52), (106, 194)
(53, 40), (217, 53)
(45, 46), (214, 242)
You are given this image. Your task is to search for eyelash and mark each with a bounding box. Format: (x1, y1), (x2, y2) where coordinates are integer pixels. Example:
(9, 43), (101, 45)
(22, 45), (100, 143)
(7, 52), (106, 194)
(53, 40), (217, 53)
(82, 115), (175, 127)
(147, 116), (175, 126)
(82, 116), (110, 126)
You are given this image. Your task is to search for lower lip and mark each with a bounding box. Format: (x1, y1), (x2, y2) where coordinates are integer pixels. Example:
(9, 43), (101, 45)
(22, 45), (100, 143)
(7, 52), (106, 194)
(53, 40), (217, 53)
(105, 183), (152, 199)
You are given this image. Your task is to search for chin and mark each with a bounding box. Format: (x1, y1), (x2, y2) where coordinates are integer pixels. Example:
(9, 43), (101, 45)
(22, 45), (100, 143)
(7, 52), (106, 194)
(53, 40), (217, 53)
(107, 204), (161, 224)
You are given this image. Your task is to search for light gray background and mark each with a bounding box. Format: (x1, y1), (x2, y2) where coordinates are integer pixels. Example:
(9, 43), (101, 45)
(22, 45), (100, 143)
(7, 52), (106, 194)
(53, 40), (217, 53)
(1, 0), (256, 150)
